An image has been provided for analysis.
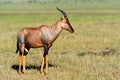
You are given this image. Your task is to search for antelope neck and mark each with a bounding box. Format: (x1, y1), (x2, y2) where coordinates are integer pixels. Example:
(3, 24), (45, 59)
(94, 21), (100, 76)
(48, 20), (63, 42)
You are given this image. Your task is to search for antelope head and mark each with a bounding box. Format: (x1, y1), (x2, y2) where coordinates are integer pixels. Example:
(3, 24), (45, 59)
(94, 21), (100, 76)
(57, 7), (74, 33)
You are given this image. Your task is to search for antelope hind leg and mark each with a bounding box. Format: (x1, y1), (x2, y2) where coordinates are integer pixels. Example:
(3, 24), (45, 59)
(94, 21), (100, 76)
(18, 55), (22, 74)
(22, 55), (26, 73)
(45, 54), (48, 75)
(41, 57), (45, 75)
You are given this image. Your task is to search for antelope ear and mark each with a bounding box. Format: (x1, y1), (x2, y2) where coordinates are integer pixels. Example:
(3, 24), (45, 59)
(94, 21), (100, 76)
(61, 18), (64, 22)
(61, 16), (65, 20)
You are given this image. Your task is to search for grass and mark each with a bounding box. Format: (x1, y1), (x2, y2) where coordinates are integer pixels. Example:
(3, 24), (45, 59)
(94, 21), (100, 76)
(0, 0), (120, 11)
(1, 1), (120, 80)
(0, 10), (120, 80)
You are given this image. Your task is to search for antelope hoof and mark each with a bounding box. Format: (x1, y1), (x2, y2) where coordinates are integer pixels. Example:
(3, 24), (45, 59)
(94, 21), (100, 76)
(41, 71), (44, 75)
(41, 70), (44, 75)
(18, 70), (21, 74)
(22, 70), (26, 74)
(45, 71), (48, 76)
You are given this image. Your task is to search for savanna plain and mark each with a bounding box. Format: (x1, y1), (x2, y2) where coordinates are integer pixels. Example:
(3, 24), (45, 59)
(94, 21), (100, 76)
(0, 0), (120, 80)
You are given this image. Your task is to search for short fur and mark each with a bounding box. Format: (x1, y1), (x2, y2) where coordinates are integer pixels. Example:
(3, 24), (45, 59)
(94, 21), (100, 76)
(15, 7), (74, 75)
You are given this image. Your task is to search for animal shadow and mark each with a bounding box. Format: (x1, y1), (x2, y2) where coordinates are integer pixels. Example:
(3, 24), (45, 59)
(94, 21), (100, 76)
(11, 63), (57, 72)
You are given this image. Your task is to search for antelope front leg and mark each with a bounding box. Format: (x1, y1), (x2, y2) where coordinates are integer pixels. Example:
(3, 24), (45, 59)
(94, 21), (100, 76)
(40, 55), (49, 75)
(41, 44), (49, 75)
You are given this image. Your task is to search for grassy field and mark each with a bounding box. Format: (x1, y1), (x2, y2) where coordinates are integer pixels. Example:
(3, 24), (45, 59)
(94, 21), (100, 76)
(0, 0), (120, 11)
(1, 1), (120, 80)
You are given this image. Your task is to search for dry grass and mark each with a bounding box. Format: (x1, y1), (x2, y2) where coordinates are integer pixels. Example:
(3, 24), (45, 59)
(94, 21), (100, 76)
(0, 10), (120, 80)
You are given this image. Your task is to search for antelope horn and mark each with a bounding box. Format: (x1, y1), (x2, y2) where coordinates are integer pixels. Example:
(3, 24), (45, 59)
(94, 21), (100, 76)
(56, 7), (67, 18)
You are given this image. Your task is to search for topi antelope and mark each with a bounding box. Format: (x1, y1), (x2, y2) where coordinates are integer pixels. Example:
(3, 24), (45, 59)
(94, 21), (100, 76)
(15, 7), (74, 75)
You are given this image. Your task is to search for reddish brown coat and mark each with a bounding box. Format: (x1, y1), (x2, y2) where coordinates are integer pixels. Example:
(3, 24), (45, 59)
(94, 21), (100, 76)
(16, 8), (74, 75)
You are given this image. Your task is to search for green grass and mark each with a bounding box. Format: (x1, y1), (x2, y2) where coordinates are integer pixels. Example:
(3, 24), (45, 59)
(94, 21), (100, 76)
(1, 1), (120, 80)
(0, 0), (120, 11)
(0, 10), (120, 80)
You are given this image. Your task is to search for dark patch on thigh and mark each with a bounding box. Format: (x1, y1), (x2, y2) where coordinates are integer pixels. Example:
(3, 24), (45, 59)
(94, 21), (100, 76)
(17, 35), (25, 54)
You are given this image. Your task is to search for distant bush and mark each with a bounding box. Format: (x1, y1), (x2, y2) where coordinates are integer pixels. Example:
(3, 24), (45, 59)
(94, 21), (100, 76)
(2, 1), (13, 4)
